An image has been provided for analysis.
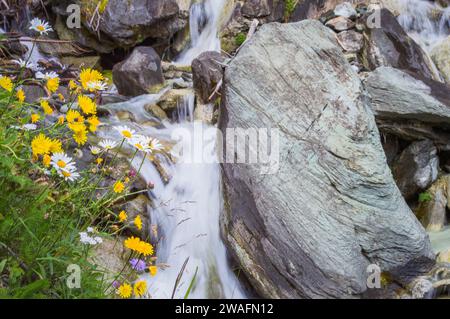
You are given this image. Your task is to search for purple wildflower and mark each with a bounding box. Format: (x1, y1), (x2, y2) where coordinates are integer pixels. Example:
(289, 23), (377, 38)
(130, 258), (147, 272)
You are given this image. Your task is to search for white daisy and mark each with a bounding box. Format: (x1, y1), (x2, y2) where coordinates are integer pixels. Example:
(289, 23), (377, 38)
(58, 167), (80, 182)
(12, 59), (34, 70)
(90, 146), (101, 155)
(149, 137), (164, 152)
(87, 81), (108, 91)
(11, 124), (37, 131)
(29, 17), (53, 35)
(99, 139), (118, 150)
(51, 152), (76, 171)
(129, 135), (152, 152)
(114, 125), (136, 140)
(35, 71), (59, 80)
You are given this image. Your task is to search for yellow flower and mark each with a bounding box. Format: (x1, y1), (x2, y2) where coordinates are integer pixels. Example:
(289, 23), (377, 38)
(31, 113), (40, 123)
(117, 283), (132, 299)
(118, 210), (127, 222)
(87, 115), (100, 132)
(78, 95), (97, 115)
(42, 154), (51, 167)
(58, 93), (65, 101)
(134, 215), (142, 230)
(73, 127), (87, 146)
(31, 133), (52, 156)
(96, 157), (103, 165)
(149, 265), (157, 277)
(79, 68), (104, 91)
(58, 116), (65, 125)
(69, 80), (78, 91)
(66, 110), (82, 124)
(46, 77), (59, 93)
(124, 237), (154, 256)
(113, 181), (125, 193)
(16, 88), (25, 103)
(49, 139), (62, 153)
(0, 76), (13, 92)
(133, 280), (147, 298)
(40, 100), (53, 115)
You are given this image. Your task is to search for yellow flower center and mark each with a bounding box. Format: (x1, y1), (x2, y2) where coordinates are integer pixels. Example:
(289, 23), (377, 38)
(122, 130), (132, 138)
(57, 160), (66, 168)
(37, 25), (45, 31)
(62, 170), (71, 178)
(135, 143), (143, 150)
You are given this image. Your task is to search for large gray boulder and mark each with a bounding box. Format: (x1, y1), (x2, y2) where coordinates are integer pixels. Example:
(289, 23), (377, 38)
(220, 20), (433, 299)
(113, 47), (164, 97)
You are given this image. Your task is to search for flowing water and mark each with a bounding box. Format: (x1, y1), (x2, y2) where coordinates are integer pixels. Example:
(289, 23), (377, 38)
(396, 0), (450, 51)
(122, 0), (244, 299)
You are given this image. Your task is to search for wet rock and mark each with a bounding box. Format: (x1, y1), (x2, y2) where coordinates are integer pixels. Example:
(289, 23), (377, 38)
(415, 176), (448, 232)
(392, 140), (439, 199)
(334, 2), (357, 18)
(336, 30), (364, 52)
(192, 51), (225, 104)
(120, 194), (151, 239)
(220, 5), (254, 54)
(22, 85), (46, 104)
(194, 103), (217, 124)
(431, 36), (450, 84)
(157, 88), (193, 114)
(325, 16), (356, 31)
(290, 0), (363, 21)
(112, 47), (164, 97)
(145, 103), (168, 121)
(220, 20), (433, 299)
(359, 9), (441, 81)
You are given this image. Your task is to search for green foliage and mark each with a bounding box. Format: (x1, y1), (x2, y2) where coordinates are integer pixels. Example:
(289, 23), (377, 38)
(235, 33), (247, 47)
(418, 192), (433, 203)
(284, 0), (298, 21)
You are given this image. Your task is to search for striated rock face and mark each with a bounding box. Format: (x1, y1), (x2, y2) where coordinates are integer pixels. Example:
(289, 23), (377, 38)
(365, 67), (450, 149)
(192, 51), (225, 104)
(220, 20), (433, 299)
(112, 47), (164, 97)
(359, 9), (441, 82)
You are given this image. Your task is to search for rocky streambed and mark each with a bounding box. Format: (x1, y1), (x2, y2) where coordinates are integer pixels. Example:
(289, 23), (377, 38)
(1, 0), (450, 299)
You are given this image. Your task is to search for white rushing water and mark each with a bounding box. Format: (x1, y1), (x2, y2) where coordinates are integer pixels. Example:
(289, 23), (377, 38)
(176, 0), (226, 64)
(124, 0), (244, 298)
(396, 0), (450, 51)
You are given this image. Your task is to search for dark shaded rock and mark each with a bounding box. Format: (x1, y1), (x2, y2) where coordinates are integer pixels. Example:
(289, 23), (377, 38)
(220, 20), (433, 299)
(242, 0), (271, 18)
(192, 51), (225, 104)
(392, 140), (439, 199)
(120, 194), (151, 239)
(359, 9), (441, 81)
(290, 0), (363, 21)
(112, 47), (164, 97)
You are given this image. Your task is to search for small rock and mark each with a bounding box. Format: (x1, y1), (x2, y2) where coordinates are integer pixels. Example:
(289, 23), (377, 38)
(392, 140), (439, 199)
(112, 46), (165, 97)
(415, 176), (448, 232)
(334, 2), (357, 19)
(325, 16), (355, 31)
(60, 56), (101, 69)
(120, 194), (151, 239)
(431, 36), (450, 84)
(157, 88), (194, 113)
(192, 51), (225, 104)
(336, 30), (364, 52)
(145, 103), (168, 121)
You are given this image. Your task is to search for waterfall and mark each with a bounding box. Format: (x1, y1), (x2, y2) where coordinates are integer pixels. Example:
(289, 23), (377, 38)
(176, 0), (226, 64)
(396, 0), (450, 51)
